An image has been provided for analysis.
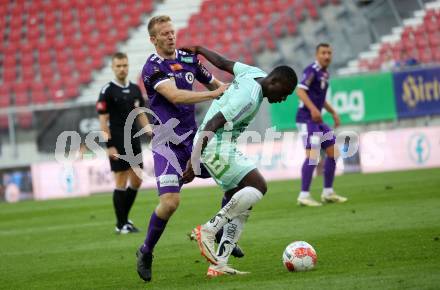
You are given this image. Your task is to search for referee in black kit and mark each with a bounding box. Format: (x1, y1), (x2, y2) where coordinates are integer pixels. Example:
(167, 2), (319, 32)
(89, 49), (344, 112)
(96, 52), (151, 234)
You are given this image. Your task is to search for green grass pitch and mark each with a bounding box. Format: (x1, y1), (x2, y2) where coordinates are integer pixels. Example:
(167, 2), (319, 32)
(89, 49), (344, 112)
(1, 168), (439, 289)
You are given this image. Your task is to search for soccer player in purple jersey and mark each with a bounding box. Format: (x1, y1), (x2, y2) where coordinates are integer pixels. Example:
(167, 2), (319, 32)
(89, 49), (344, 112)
(135, 15), (230, 282)
(295, 43), (348, 207)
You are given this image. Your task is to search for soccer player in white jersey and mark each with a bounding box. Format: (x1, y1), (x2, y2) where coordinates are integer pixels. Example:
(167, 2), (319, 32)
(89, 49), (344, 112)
(182, 46), (298, 276)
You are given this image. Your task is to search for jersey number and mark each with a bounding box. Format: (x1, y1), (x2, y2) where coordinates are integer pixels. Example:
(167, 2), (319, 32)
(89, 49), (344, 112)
(206, 153), (230, 179)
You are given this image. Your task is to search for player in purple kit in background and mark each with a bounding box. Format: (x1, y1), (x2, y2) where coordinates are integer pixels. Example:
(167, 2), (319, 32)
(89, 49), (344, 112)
(135, 15), (229, 282)
(295, 43), (348, 207)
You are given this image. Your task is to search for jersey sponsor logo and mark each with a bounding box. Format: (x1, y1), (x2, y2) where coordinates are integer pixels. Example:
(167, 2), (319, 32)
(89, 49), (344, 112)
(181, 56), (193, 63)
(122, 89), (130, 93)
(185, 72), (194, 84)
(170, 63), (183, 71)
(158, 174), (179, 187)
(96, 101), (107, 112)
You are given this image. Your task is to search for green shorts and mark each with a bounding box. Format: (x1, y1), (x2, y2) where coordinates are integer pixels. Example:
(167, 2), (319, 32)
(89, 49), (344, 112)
(201, 140), (256, 192)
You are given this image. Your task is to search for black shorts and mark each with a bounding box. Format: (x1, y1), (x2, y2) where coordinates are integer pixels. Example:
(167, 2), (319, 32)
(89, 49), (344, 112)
(108, 132), (143, 172)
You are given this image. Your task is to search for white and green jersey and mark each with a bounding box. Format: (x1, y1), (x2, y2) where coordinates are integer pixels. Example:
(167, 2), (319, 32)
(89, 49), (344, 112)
(197, 62), (267, 143)
(194, 62), (267, 191)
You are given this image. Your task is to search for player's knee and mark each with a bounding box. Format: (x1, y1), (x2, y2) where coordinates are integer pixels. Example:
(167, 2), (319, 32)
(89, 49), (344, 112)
(165, 202), (179, 215)
(114, 172), (129, 188)
(307, 149), (319, 160)
(259, 181), (268, 195)
(115, 179), (128, 189)
(326, 147), (339, 159)
(241, 170), (267, 195)
(130, 177), (142, 189)
(162, 196), (180, 214)
(253, 179), (267, 195)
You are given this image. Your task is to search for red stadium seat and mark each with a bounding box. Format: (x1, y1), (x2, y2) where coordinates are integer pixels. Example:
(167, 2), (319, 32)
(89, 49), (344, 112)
(0, 87), (11, 107)
(14, 92), (29, 106)
(17, 112), (33, 129)
(433, 48), (440, 62)
(20, 53), (34, 68)
(31, 90), (49, 104)
(306, 4), (319, 20)
(428, 32), (440, 48)
(3, 55), (17, 68)
(0, 0), (156, 107)
(22, 66), (35, 80)
(0, 116), (9, 130)
(13, 82), (28, 95)
(2, 68), (17, 83)
(401, 37), (414, 52)
(65, 84), (79, 99)
(417, 48), (432, 63)
(355, 8), (440, 72)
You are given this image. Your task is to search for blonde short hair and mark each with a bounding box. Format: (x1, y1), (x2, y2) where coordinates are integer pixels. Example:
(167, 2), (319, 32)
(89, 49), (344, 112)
(148, 15), (172, 36)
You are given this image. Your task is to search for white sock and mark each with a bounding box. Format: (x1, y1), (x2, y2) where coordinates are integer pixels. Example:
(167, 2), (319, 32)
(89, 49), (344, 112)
(205, 187), (263, 233)
(299, 191), (310, 199)
(216, 209), (250, 265)
(323, 188), (334, 196)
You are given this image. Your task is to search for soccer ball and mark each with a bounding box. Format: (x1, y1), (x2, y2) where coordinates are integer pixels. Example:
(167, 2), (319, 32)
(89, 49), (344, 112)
(282, 241), (317, 272)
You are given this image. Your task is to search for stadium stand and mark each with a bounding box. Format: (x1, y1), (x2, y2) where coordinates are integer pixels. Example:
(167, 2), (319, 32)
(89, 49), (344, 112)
(339, 1), (440, 74)
(77, 0), (204, 103)
(176, 0), (345, 83)
(0, 0), (155, 129)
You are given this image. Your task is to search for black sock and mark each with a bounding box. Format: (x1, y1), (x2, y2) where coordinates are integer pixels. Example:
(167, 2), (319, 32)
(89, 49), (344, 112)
(125, 187), (138, 221)
(113, 189), (127, 228)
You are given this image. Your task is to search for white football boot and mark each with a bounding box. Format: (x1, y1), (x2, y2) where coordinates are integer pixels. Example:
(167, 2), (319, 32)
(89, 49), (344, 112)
(321, 192), (348, 203)
(207, 264), (250, 277)
(297, 196), (322, 207)
(192, 225), (218, 265)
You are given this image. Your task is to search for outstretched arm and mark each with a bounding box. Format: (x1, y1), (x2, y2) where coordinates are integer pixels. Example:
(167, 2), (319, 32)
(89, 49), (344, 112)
(182, 46), (235, 75)
(156, 80), (228, 105)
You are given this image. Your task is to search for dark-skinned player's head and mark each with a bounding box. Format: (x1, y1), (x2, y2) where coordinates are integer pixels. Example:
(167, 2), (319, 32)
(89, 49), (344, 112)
(262, 66), (297, 104)
(316, 43), (332, 68)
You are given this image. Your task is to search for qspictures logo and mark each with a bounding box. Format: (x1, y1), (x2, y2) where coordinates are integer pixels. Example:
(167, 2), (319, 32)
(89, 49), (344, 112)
(408, 133), (430, 165)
